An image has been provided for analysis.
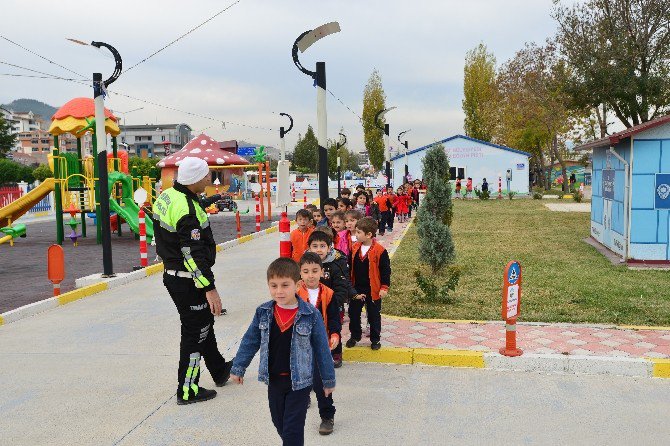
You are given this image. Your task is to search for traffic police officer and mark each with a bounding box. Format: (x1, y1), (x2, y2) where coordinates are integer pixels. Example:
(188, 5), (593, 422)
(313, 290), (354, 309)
(153, 156), (231, 405)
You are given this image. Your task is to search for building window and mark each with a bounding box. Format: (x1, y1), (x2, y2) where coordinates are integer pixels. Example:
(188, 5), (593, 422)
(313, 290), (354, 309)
(136, 136), (142, 141)
(449, 166), (466, 180)
(161, 135), (165, 141)
(147, 136), (152, 141)
(32, 148), (39, 152)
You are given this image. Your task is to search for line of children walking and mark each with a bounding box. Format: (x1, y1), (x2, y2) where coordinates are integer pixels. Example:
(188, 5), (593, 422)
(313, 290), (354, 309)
(228, 192), (392, 444)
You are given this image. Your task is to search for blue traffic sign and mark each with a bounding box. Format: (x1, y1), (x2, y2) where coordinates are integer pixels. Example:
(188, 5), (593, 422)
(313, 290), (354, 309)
(237, 147), (256, 156)
(507, 262), (520, 285)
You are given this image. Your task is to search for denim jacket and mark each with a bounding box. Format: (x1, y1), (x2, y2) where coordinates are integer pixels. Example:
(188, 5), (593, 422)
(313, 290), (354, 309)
(231, 298), (336, 391)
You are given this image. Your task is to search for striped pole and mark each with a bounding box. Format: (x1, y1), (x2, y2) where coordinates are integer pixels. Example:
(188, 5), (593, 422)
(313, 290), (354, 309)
(279, 212), (291, 258)
(255, 194), (261, 232)
(498, 177), (502, 199)
(138, 208), (148, 267)
(291, 182), (296, 202)
(236, 210), (241, 239)
(303, 189), (307, 209)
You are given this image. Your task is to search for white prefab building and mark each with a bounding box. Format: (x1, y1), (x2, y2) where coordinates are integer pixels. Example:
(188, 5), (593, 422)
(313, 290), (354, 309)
(390, 134), (531, 194)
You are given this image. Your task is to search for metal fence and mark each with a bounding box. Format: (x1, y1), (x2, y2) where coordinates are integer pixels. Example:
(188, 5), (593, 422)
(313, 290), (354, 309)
(0, 186), (22, 208)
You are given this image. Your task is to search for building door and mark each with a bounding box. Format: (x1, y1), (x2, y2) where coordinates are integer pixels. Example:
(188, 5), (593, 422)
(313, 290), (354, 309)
(603, 198), (613, 248)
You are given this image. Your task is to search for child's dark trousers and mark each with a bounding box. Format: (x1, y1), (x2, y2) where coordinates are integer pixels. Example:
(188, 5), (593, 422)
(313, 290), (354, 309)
(268, 374), (311, 446)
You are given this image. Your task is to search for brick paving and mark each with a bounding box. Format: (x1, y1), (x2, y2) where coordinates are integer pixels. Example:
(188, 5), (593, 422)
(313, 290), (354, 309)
(344, 216), (670, 359)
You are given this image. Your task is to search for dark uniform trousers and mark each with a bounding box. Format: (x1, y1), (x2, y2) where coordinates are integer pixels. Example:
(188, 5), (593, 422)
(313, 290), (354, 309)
(348, 293), (382, 344)
(164, 273), (227, 399)
(268, 375), (311, 446)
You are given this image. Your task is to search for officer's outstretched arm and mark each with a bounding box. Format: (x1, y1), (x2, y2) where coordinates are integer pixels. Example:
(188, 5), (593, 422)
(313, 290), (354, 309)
(176, 214), (216, 292)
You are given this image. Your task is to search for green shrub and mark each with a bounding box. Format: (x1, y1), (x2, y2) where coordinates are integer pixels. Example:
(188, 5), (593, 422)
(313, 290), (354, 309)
(32, 164), (54, 182)
(508, 191), (516, 200)
(414, 267), (460, 303)
(572, 190), (583, 203)
(532, 191), (543, 199)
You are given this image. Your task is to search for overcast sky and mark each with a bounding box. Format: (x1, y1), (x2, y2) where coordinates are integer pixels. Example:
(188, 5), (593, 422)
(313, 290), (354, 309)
(1, 0), (563, 154)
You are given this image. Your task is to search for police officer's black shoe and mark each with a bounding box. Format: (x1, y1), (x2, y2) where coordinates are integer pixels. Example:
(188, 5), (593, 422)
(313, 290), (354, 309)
(214, 361), (233, 387)
(176, 387), (217, 405)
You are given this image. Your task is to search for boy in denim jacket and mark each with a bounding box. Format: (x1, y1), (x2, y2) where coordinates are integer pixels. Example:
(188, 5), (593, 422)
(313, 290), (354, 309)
(230, 258), (336, 446)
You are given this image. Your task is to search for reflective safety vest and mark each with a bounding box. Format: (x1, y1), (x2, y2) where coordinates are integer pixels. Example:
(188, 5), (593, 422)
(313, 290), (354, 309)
(153, 184), (216, 289)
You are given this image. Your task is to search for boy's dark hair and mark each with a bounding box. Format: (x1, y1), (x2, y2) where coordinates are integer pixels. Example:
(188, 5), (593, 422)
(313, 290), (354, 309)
(330, 210), (345, 222)
(296, 209), (312, 220)
(322, 198), (338, 209)
(339, 197), (353, 208)
(308, 227), (333, 246)
(340, 188), (351, 196)
(306, 204), (318, 212)
(299, 251), (323, 268)
(356, 184), (365, 190)
(353, 191), (369, 204)
(376, 188), (382, 193)
(312, 207), (323, 216)
(267, 257), (301, 282)
(345, 209), (363, 220)
(356, 216), (378, 237)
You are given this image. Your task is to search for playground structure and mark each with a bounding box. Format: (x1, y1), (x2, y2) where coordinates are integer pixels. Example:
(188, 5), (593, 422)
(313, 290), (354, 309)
(0, 97), (157, 246)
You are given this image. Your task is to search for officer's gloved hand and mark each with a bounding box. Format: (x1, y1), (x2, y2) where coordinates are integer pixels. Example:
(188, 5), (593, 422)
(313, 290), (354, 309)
(200, 194), (222, 208)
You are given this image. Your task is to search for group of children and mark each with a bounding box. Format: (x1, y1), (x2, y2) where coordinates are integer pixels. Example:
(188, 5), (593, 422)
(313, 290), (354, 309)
(229, 187), (394, 444)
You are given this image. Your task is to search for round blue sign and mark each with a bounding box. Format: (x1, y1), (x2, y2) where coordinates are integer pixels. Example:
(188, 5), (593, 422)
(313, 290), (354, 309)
(507, 262), (520, 285)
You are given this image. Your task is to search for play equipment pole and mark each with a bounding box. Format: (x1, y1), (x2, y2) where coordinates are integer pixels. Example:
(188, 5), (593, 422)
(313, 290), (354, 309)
(236, 210), (241, 239)
(52, 140), (64, 245)
(279, 212), (291, 258)
(266, 160), (272, 221)
(76, 137), (86, 238)
(255, 194), (261, 232)
(336, 132), (346, 197)
(112, 137), (122, 236)
(257, 164), (265, 222)
(138, 207), (148, 268)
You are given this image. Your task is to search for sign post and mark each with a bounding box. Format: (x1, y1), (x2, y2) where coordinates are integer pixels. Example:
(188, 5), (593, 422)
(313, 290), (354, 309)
(500, 260), (523, 357)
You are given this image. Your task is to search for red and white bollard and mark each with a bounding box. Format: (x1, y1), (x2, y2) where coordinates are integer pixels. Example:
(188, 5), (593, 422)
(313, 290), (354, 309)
(343, 178), (347, 189)
(138, 208), (148, 267)
(291, 183), (296, 202)
(279, 212), (291, 258)
(498, 176), (502, 199)
(236, 210), (241, 239)
(303, 189), (307, 209)
(255, 194), (261, 232)
(53, 283), (61, 296)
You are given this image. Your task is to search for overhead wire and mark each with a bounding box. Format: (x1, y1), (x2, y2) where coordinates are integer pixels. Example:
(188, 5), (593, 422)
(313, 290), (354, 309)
(0, 34), (88, 80)
(123, 0), (243, 73)
(0, 59), (273, 132)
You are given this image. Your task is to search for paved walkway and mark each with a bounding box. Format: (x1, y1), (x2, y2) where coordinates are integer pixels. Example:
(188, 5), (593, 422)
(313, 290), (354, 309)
(544, 202), (591, 212)
(350, 217), (670, 360)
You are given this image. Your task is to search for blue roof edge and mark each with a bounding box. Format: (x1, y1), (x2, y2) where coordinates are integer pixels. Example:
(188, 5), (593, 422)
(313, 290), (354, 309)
(390, 134), (532, 161)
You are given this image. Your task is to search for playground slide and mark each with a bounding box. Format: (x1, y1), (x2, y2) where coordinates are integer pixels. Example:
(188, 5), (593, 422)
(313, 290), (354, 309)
(108, 171), (154, 242)
(0, 178), (55, 228)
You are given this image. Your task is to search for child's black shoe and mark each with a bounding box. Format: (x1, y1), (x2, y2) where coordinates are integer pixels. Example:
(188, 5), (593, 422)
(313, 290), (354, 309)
(345, 338), (358, 348)
(371, 342), (381, 350)
(319, 418), (334, 435)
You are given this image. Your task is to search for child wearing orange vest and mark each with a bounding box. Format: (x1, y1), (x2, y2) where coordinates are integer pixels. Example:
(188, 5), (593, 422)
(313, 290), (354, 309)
(291, 209), (314, 263)
(346, 217), (391, 350)
(298, 252), (341, 434)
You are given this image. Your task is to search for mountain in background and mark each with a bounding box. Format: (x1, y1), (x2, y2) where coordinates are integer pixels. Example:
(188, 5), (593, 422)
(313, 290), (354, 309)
(1, 98), (58, 120)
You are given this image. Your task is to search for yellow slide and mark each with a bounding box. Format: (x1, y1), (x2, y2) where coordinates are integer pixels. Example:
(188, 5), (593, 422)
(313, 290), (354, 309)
(0, 178), (55, 228)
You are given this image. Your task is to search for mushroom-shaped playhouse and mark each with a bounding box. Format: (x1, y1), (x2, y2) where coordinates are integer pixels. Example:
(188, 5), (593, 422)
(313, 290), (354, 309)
(158, 133), (251, 193)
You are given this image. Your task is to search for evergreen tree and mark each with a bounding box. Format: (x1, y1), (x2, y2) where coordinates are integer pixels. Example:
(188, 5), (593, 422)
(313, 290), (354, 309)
(416, 144), (455, 272)
(362, 69), (386, 170)
(0, 116), (17, 158)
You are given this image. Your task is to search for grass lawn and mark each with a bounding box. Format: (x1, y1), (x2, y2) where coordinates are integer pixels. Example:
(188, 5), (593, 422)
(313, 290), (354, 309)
(385, 199), (670, 326)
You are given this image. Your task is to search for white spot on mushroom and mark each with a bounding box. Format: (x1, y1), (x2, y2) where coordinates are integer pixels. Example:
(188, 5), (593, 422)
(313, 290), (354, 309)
(190, 148), (201, 154)
(158, 161), (165, 167)
(206, 148), (213, 152)
(200, 140), (207, 145)
(175, 160), (182, 166)
(216, 158), (224, 164)
(204, 157), (209, 160)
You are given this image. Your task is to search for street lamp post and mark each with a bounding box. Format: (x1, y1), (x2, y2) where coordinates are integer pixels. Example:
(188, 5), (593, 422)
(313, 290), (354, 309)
(375, 107), (396, 189)
(90, 41), (122, 277)
(336, 132), (346, 196)
(277, 112), (294, 211)
(398, 129), (411, 185)
(292, 22), (341, 205)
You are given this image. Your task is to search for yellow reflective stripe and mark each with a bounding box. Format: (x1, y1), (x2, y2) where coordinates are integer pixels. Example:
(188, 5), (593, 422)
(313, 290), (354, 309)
(181, 247), (211, 288)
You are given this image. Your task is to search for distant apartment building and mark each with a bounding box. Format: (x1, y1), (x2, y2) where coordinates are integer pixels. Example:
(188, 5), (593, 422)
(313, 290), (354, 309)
(16, 129), (81, 155)
(1, 107), (48, 151)
(119, 124), (192, 158)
